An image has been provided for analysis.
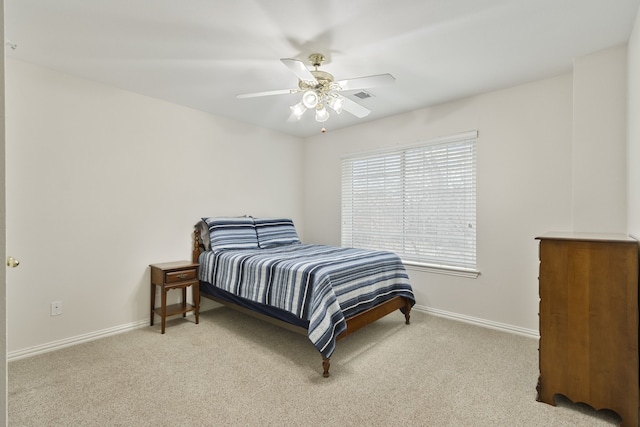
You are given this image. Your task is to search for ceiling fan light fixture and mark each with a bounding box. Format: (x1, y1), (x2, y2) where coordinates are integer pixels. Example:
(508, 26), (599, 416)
(237, 53), (389, 124)
(315, 105), (330, 123)
(302, 90), (319, 109)
(290, 101), (307, 120)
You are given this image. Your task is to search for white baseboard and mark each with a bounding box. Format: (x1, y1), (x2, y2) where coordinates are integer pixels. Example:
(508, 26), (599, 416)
(7, 319), (150, 362)
(9, 306), (538, 361)
(413, 304), (540, 339)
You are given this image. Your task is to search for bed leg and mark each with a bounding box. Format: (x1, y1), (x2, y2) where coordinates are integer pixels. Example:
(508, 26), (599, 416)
(403, 299), (412, 325)
(322, 357), (331, 378)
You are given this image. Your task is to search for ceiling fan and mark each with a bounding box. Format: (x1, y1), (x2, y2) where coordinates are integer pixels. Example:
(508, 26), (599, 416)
(236, 53), (395, 123)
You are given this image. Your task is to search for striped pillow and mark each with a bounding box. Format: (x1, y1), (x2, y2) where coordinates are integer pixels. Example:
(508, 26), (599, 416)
(254, 218), (301, 248)
(202, 217), (258, 251)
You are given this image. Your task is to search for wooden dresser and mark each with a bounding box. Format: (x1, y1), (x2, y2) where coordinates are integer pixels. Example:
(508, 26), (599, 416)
(536, 232), (639, 426)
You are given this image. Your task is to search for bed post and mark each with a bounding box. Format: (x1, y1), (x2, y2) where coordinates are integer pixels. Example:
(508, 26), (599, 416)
(192, 226), (201, 263)
(322, 357), (330, 378)
(403, 298), (412, 325)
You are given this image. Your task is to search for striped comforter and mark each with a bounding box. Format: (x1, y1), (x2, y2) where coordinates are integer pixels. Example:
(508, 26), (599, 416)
(198, 244), (415, 358)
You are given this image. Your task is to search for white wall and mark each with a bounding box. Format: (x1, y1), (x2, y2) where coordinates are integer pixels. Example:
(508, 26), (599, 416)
(5, 59), (304, 354)
(6, 40), (631, 354)
(303, 75), (574, 333)
(629, 9), (640, 239)
(572, 46), (628, 232)
(303, 45), (629, 334)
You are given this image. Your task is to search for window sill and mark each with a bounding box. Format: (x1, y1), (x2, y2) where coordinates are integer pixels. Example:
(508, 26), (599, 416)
(402, 261), (480, 278)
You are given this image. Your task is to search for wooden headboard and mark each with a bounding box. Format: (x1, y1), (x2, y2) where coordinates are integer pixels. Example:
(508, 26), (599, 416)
(192, 225), (204, 263)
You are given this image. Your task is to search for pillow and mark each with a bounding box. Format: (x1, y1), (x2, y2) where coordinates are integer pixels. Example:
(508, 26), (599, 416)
(202, 217), (259, 251)
(254, 218), (301, 248)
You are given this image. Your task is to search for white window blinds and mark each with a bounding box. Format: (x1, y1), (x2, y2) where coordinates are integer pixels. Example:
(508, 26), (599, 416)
(341, 131), (477, 271)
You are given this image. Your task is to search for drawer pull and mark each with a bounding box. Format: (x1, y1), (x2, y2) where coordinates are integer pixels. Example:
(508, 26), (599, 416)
(177, 273), (188, 279)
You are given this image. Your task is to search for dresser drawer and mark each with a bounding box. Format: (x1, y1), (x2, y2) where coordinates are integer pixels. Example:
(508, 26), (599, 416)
(166, 269), (197, 283)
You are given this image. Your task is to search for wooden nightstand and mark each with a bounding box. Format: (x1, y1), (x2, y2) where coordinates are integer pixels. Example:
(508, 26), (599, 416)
(150, 261), (200, 334)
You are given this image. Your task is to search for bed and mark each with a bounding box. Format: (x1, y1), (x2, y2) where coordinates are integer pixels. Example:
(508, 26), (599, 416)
(193, 217), (415, 377)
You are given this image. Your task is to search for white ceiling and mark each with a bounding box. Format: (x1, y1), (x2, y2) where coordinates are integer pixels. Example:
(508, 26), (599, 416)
(5, 0), (640, 137)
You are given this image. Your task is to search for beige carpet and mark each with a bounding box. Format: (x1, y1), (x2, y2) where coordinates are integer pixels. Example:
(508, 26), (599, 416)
(9, 308), (622, 426)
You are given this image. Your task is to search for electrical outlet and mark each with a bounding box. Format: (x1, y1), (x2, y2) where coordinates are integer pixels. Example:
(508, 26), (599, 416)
(51, 301), (62, 316)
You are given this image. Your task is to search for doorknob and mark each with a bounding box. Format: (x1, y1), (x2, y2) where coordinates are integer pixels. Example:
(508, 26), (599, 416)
(6, 256), (20, 268)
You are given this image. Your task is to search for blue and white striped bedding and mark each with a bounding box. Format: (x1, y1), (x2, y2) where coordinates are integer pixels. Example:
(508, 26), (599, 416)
(198, 244), (415, 358)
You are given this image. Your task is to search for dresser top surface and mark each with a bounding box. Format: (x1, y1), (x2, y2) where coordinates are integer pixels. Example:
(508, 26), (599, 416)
(536, 232), (637, 243)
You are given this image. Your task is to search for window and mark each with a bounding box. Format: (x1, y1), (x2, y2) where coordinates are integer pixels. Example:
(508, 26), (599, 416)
(341, 131), (477, 275)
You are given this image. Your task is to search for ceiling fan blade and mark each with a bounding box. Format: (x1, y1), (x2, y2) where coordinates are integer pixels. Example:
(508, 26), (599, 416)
(337, 73), (395, 91)
(281, 58), (318, 83)
(236, 89), (296, 99)
(342, 97), (371, 118)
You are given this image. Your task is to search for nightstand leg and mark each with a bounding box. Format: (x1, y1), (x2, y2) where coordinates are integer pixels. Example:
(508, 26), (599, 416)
(150, 283), (156, 326)
(194, 282), (200, 325)
(182, 287), (187, 318)
(161, 287), (167, 334)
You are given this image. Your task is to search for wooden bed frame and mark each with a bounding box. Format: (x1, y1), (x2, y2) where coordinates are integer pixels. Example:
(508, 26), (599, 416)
(192, 227), (412, 377)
